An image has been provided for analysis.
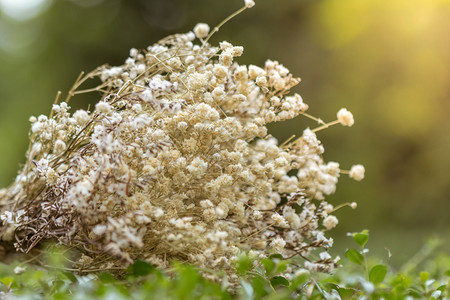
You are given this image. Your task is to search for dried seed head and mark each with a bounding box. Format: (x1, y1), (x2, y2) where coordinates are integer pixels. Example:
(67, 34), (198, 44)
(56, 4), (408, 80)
(337, 108), (354, 127)
(349, 164), (365, 181)
(194, 23), (210, 39)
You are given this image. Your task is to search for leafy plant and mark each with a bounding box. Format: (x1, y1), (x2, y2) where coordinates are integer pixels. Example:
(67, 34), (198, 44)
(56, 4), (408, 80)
(1, 231), (447, 299)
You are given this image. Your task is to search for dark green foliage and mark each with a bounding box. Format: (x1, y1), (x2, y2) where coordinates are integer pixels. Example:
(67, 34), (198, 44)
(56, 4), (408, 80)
(0, 232), (448, 299)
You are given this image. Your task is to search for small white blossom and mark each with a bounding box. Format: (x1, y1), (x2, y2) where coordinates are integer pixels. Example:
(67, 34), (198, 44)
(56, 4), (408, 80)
(14, 266), (26, 275)
(270, 237), (286, 252)
(271, 213), (289, 228)
(244, 0), (255, 8)
(95, 101), (112, 114)
(193, 23), (210, 39)
(200, 199), (213, 208)
(349, 164), (365, 181)
(54, 139), (66, 154)
(253, 210), (262, 220)
(323, 215), (338, 230)
(153, 208), (164, 218)
(73, 109), (90, 126)
(319, 251), (331, 260)
(129, 48), (138, 57)
(337, 108), (354, 127)
(92, 225), (107, 236)
(45, 168), (59, 185)
(187, 157), (208, 178)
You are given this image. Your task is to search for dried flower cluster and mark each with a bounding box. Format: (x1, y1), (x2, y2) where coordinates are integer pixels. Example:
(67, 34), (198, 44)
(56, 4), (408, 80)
(0, 2), (363, 280)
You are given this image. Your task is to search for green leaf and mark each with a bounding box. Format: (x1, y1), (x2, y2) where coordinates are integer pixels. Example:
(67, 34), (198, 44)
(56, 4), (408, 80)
(63, 271), (77, 282)
(407, 288), (422, 298)
(270, 276), (290, 288)
(392, 274), (412, 289)
(261, 258), (275, 276)
(290, 273), (309, 290)
(437, 285), (446, 293)
(345, 249), (364, 265)
(338, 287), (355, 298)
(236, 254), (253, 275)
(354, 232), (369, 248)
(269, 254), (283, 260)
(274, 260), (288, 274)
(175, 265), (201, 298)
(445, 270), (450, 276)
(252, 276), (269, 298)
(129, 260), (154, 277)
(98, 272), (116, 283)
(419, 271), (430, 282)
(53, 291), (70, 300)
(369, 264), (387, 284)
(0, 276), (14, 286)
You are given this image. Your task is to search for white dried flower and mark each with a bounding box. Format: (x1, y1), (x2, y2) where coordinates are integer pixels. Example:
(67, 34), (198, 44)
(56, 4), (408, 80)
(349, 164), (365, 181)
(248, 65), (265, 79)
(319, 251), (331, 260)
(231, 46), (244, 57)
(187, 157), (208, 178)
(14, 266), (26, 275)
(153, 208), (164, 218)
(45, 168), (59, 185)
(271, 213), (289, 228)
(54, 139), (66, 154)
(244, 0), (255, 8)
(95, 101), (112, 114)
(323, 215), (338, 230)
(337, 108), (354, 127)
(270, 237), (286, 252)
(129, 48), (138, 57)
(193, 23), (210, 39)
(92, 224), (107, 236)
(253, 210), (262, 220)
(219, 50), (233, 67)
(256, 76), (267, 86)
(73, 109), (90, 126)
(200, 200), (213, 208)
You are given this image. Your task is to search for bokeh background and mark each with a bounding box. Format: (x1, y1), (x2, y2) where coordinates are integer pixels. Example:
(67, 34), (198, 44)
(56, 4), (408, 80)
(1, 0), (449, 265)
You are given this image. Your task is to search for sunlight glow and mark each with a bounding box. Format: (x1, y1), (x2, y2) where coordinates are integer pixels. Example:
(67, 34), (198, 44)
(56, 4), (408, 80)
(0, 0), (50, 21)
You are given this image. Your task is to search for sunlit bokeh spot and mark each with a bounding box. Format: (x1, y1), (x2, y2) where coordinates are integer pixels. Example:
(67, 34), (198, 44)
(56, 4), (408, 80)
(0, 0), (50, 21)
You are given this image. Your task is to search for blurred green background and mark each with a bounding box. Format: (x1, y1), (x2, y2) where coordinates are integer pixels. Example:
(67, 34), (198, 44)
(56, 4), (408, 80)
(1, 0), (449, 264)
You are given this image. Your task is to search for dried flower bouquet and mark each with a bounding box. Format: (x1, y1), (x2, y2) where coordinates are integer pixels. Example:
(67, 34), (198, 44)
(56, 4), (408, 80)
(0, 0), (364, 280)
